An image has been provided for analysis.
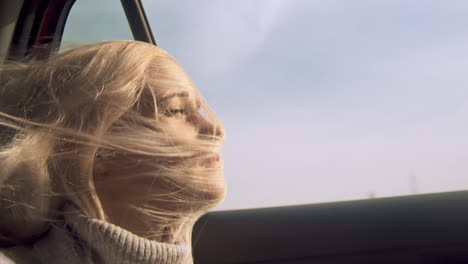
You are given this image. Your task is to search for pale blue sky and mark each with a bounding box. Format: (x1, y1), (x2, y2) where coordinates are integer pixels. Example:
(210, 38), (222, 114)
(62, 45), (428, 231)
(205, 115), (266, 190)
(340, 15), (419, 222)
(63, 0), (468, 210)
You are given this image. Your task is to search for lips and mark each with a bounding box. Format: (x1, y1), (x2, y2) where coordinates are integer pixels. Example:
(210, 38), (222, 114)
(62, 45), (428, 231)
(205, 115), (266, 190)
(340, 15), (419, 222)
(200, 154), (221, 167)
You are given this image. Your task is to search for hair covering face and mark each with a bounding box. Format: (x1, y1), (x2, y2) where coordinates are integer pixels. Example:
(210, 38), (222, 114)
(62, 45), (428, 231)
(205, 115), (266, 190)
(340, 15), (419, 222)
(0, 41), (226, 254)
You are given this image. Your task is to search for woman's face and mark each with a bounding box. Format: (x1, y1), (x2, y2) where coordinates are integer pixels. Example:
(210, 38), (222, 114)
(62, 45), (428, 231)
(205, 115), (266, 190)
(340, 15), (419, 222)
(93, 47), (226, 237)
(153, 59), (224, 166)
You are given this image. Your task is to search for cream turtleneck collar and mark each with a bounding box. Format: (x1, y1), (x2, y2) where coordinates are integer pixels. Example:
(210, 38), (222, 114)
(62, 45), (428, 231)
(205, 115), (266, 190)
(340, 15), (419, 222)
(1, 206), (189, 264)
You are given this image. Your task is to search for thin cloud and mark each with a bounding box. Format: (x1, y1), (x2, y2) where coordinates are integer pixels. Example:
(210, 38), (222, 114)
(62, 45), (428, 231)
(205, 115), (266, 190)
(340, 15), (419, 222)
(145, 0), (286, 78)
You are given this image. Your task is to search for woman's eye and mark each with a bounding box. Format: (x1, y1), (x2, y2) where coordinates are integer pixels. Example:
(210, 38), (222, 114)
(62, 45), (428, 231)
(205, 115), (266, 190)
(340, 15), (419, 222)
(164, 109), (187, 117)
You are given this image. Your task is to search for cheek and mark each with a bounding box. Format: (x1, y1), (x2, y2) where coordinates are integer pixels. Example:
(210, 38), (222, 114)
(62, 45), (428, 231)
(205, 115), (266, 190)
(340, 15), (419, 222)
(162, 120), (198, 143)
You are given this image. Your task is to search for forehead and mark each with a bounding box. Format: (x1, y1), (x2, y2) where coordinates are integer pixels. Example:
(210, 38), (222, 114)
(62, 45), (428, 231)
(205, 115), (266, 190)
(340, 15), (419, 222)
(152, 58), (198, 100)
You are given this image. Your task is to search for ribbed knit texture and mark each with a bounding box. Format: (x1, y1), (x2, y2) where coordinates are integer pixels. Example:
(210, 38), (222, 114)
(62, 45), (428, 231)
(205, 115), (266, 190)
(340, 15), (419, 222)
(67, 211), (187, 264)
(0, 206), (188, 264)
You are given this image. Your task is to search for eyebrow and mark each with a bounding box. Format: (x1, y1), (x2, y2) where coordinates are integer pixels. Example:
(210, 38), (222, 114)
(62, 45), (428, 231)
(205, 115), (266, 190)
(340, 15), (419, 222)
(159, 91), (189, 101)
(158, 91), (201, 109)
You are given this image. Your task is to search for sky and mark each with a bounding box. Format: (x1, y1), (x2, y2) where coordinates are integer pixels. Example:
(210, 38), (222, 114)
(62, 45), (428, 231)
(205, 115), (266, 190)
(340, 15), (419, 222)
(63, 0), (468, 210)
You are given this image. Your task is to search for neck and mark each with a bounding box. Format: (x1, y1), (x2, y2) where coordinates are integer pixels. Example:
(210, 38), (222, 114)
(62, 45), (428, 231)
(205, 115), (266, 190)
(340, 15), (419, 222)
(100, 200), (200, 244)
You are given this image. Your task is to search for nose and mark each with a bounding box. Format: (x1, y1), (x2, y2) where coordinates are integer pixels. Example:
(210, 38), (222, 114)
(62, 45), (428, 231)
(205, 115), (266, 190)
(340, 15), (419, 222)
(195, 114), (224, 139)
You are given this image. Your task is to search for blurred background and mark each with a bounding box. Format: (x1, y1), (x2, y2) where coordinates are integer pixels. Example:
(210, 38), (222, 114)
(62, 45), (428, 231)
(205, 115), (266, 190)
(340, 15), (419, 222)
(62, 0), (468, 210)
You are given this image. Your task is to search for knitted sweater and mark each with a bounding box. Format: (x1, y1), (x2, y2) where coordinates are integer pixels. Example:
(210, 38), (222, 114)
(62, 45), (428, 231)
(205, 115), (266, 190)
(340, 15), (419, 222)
(0, 208), (188, 264)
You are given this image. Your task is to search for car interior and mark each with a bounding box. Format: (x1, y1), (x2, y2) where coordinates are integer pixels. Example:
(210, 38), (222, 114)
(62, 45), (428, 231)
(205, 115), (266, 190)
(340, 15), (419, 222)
(1, 1), (468, 263)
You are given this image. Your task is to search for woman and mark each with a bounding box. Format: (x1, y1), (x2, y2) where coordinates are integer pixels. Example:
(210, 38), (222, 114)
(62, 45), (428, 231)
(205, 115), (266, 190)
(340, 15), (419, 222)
(0, 40), (226, 264)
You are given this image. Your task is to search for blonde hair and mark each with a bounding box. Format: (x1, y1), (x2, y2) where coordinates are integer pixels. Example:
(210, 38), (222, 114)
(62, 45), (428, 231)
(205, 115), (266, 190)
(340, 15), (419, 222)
(0, 41), (225, 256)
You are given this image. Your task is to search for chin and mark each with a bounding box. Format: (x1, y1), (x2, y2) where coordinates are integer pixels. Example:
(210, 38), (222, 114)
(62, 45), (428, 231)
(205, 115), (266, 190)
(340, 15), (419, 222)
(190, 168), (226, 208)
